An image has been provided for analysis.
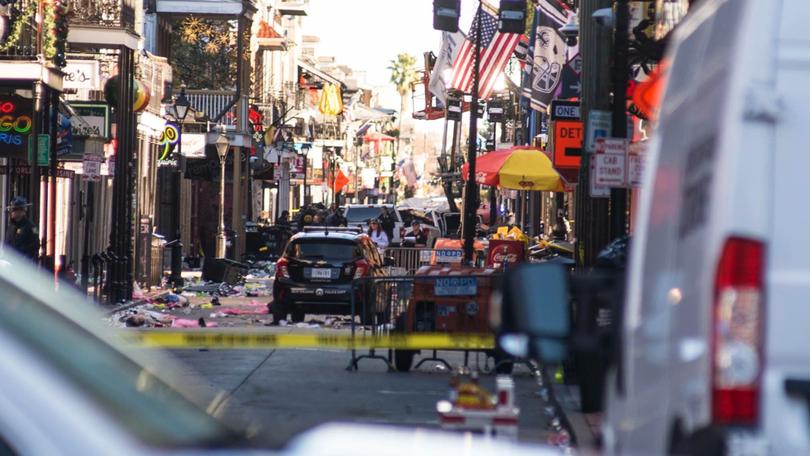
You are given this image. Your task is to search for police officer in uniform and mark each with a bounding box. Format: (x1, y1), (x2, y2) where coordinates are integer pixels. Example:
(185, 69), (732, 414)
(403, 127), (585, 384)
(5, 196), (39, 261)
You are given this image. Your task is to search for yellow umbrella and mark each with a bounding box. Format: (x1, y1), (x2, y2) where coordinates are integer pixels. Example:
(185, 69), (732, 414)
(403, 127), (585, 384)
(462, 146), (566, 191)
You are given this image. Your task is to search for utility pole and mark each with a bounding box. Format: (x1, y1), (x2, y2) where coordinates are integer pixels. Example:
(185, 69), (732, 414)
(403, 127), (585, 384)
(610, 0), (630, 239)
(462, 5), (482, 264)
(575, 0), (612, 267)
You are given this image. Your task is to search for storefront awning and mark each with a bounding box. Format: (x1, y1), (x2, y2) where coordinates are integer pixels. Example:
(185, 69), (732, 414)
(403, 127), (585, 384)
(298, 60), (345, 89)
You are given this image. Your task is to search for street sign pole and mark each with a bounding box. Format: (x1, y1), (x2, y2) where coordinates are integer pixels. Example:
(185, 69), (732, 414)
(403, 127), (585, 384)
(610, 0), (630, 240)
(462, 4), (482, 264)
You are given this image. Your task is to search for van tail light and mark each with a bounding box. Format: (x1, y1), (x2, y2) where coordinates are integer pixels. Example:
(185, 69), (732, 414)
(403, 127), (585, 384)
(712, 237), (764, 426)
(354, 259), (369, 279)
(276, 257), (290, 279)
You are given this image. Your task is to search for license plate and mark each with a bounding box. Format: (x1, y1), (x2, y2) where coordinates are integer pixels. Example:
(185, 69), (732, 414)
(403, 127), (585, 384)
(434, 277), (477, 296)
(311, 268), (332, 279)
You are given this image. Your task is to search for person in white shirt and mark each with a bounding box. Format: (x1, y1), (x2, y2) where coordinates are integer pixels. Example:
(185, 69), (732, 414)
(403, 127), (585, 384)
(367, 219), (389, 250)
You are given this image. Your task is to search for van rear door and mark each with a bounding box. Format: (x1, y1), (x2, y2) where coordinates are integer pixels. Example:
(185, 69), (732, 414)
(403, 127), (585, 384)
(763, 2), (810, 452)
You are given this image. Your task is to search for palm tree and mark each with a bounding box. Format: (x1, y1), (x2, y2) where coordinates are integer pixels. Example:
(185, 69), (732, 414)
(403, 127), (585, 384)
(387, 53), (419, 152)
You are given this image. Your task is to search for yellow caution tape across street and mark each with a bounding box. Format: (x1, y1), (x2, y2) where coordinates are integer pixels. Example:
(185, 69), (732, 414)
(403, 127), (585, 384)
(124, 331), (495, 350)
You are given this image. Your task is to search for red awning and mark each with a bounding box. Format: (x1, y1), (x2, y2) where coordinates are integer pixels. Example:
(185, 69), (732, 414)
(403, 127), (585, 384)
(363, 131), (395, 142)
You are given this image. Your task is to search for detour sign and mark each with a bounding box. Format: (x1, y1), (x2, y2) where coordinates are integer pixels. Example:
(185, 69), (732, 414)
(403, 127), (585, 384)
(552, 120), (583, 169)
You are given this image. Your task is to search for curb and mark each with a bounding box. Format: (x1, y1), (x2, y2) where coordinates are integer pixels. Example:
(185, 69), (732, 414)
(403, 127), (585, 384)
(105, 299), (148, 316)
(549, 381), (600, 448)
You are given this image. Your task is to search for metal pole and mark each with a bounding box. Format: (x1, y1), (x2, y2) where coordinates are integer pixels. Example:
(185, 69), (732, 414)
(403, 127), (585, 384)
(303, 151), (308, 206)
(170, 122), (184, 287)
(440, 114), (449, 156)
(31, 82), (42, 264)
(49, 89), (58, 279)
(489, 120), (497, 225)
(462, 4), (482, 264)
(216, 150), (227, 258)
(575, 0), (613, 267)
(610, 0), (630, 239)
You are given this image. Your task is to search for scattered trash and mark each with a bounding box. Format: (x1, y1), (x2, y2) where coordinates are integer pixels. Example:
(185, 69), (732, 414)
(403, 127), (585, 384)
(200, 303), (214, 309)
(125, 314), (147, 327)
(222, 307), (269, 315)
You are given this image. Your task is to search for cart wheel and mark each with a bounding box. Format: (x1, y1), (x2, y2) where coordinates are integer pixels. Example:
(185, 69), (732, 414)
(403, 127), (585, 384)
(492, 349), (514, 375)
(394, 350), (416, 372)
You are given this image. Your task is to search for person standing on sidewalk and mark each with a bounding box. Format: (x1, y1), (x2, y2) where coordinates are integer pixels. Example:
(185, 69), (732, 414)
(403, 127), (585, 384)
(5, 196), (39, 261)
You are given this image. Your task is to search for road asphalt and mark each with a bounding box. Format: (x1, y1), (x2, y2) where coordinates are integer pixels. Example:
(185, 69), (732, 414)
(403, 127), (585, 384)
(128, 294), (584, 450)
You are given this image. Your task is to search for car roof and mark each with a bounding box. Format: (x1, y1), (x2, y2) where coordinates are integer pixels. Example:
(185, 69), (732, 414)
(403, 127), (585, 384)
(289, 231), (364, 242)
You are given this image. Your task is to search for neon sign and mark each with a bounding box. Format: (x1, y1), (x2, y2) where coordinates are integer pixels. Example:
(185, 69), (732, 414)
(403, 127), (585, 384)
(0, 96), (34, 157)
(159, 122), (180, 161)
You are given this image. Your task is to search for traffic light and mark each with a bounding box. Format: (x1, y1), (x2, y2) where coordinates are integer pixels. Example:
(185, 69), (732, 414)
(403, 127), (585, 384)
(433, 0), (460, 33)
(446, 89), (463, 121)
(498, 0), (526, 34)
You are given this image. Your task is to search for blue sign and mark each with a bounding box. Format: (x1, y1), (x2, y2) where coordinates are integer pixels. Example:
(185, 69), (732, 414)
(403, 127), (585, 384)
(434, 249), (463, 263)
(434, 277), (478, 296)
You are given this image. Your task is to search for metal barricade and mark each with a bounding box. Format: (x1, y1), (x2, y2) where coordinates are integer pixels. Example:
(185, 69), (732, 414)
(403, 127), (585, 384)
(348, 273), (502, 372)
(385, 247), (435, 275)
(148, 234), (165, 289)
(348, 276), (414, 371)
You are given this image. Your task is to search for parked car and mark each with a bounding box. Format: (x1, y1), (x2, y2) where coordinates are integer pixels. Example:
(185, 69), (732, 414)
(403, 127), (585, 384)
(343, 204), (404, 245)
(0, 252), (247, 454)
(497, 1), (810, 455)
(273, 228), (391, 323)
(434, 211), (486, 238)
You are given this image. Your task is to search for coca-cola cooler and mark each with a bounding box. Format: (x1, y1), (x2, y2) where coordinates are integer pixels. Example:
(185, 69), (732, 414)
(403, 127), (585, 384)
(486, 240), (526, 269)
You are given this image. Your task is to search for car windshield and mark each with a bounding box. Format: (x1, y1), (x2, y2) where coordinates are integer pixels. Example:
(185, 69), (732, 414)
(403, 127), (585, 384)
(287, 239), (357, 262)
(345, 207), (390, 222)
(0, 266), (234, 448)
(400, 210), (434, 227)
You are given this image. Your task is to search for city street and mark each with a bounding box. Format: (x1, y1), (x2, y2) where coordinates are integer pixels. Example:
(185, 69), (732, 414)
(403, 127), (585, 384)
(6, 0), (795, 454)
(156, 306), (556, 448)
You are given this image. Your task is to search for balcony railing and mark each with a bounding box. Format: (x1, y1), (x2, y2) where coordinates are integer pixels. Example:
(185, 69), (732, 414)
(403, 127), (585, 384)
(186, 90), (250, 132)
(71, 0), (137, 32)
(0, 1), (39, 60)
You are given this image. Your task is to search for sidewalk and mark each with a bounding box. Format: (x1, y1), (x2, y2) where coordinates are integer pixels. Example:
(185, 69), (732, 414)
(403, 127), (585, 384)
(550, 381), (602, 450)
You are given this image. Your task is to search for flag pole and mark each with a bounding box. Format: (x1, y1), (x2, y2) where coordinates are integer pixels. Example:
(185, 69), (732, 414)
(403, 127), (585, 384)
(462, 2), (483, 264)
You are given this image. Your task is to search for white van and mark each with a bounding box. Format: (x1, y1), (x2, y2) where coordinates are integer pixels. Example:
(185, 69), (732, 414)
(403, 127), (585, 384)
(602, 0), (810, 454)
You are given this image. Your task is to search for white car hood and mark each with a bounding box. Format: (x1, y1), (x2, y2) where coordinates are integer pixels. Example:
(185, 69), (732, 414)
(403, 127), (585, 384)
(284, 423), (567, 456)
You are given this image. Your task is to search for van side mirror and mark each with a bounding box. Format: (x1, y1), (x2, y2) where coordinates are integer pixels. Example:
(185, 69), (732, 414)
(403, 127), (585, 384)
(491, 263), (570, 363)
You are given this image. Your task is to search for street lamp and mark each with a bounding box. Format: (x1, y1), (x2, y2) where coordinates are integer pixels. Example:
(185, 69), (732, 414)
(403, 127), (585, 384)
(215, 129), (230, 259)
(170, 84), (190, 289)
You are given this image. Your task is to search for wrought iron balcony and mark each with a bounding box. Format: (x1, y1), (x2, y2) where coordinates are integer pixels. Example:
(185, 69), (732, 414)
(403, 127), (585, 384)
(71, 0), (137, 33)
(186, 90), (249, 132)
(0, 1), (40, 60)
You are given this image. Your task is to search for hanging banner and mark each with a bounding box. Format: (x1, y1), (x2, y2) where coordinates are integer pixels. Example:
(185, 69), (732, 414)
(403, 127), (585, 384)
(0, 95), (34, 159)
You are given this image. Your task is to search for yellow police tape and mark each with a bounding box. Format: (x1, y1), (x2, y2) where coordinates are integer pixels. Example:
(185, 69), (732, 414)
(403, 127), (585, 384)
(124, 331), (495, 350)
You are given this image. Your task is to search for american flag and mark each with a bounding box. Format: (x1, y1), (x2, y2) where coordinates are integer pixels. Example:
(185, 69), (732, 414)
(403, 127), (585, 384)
(449, 4), (520, 100)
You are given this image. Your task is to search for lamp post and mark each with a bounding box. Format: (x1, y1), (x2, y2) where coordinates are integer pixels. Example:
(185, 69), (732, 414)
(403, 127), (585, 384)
(170, 84), (190, 288)
(462, 4), (483, 264)
(300, 144), (311, 206)
(215, 129), (230, 258)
